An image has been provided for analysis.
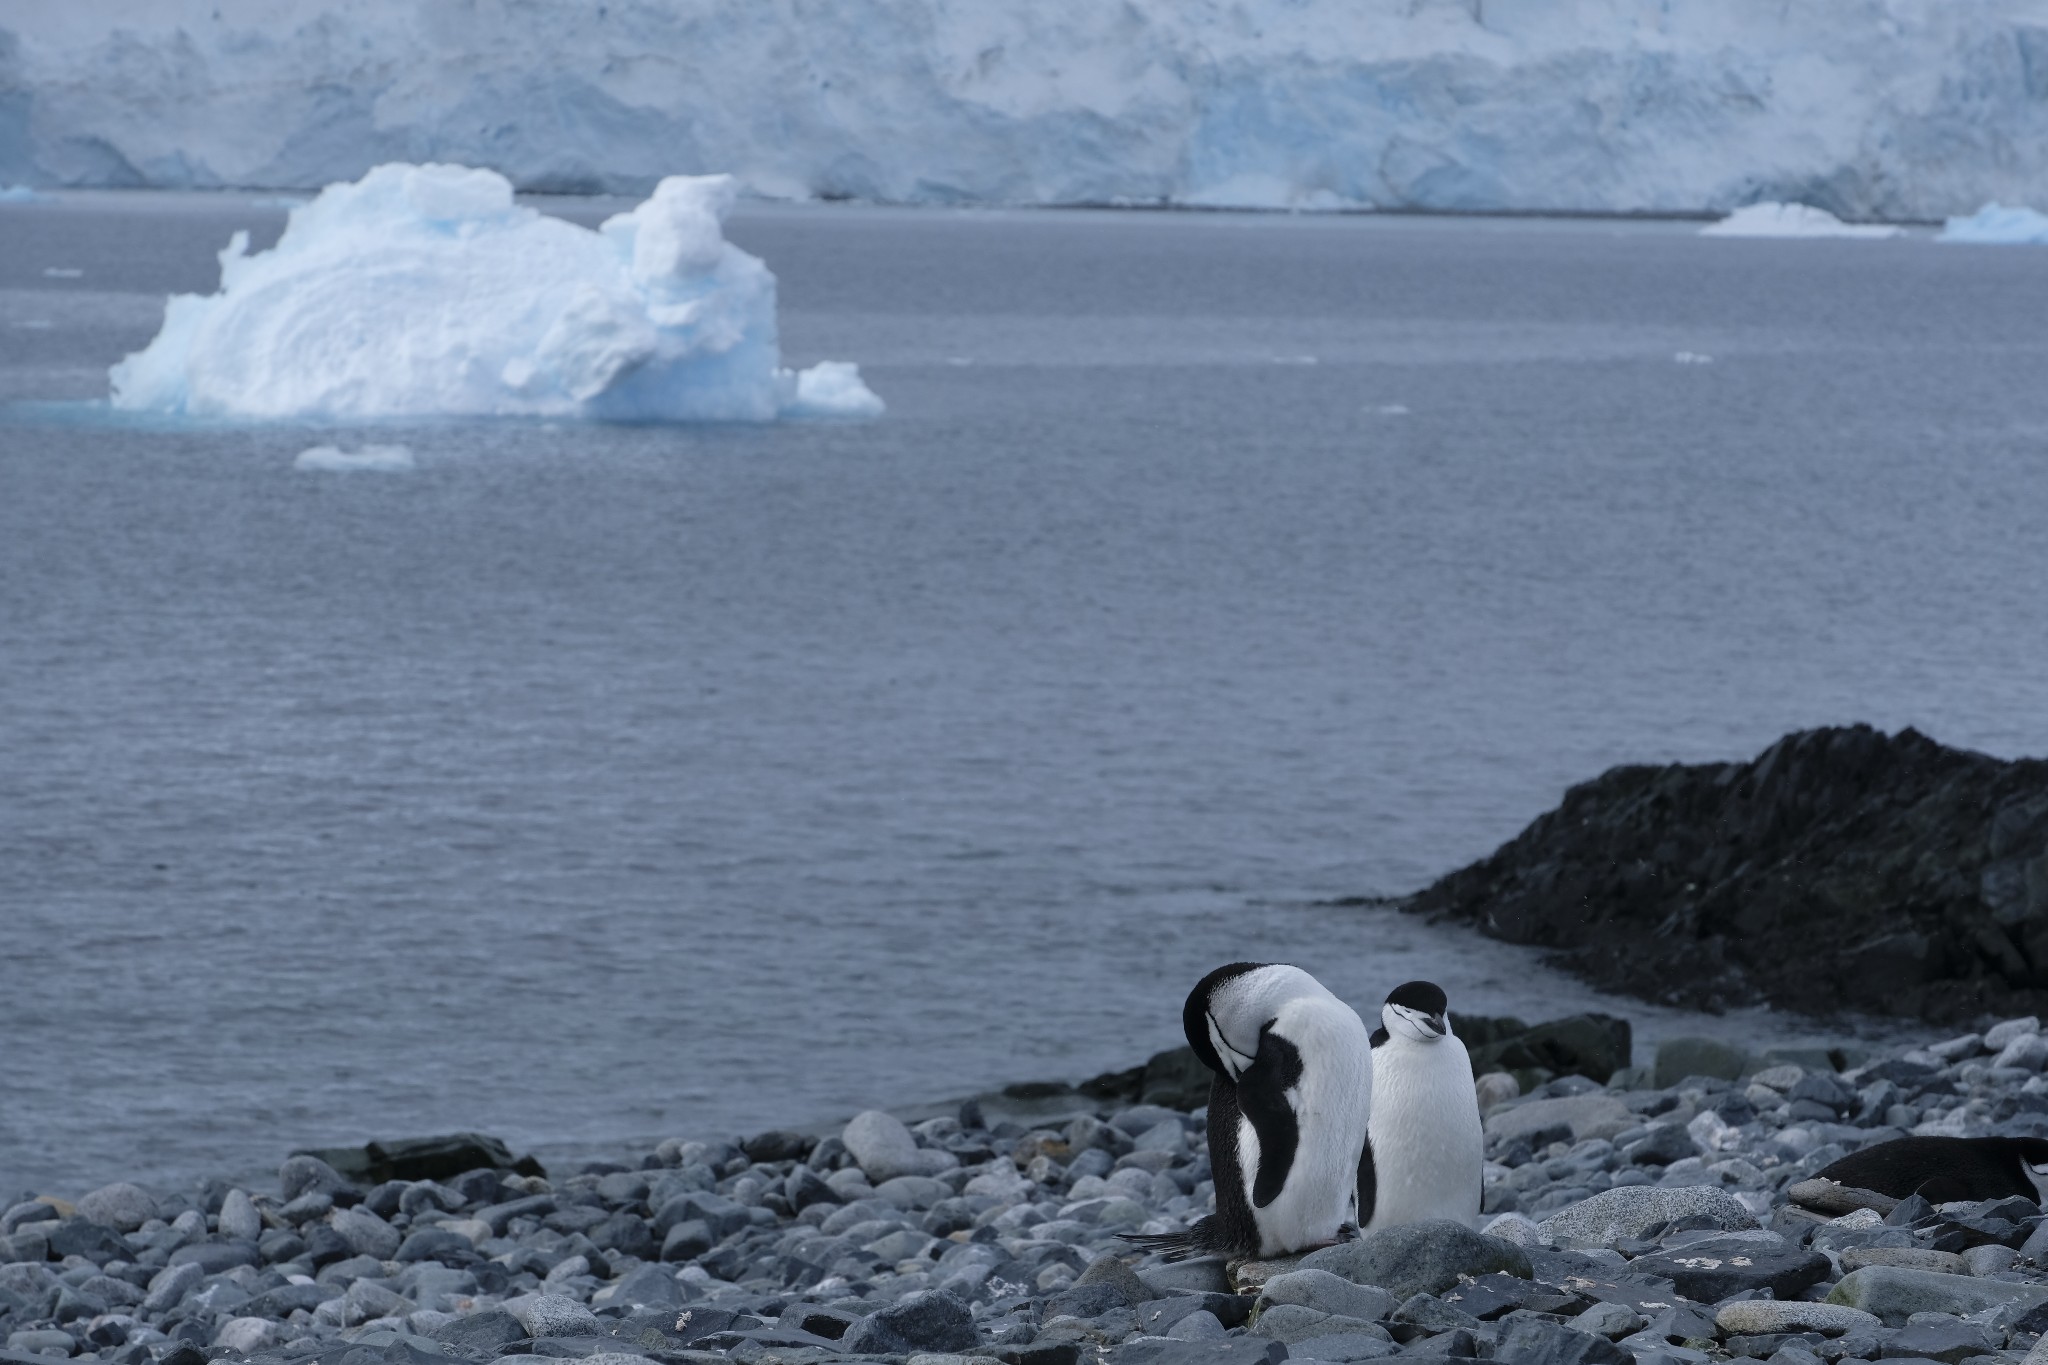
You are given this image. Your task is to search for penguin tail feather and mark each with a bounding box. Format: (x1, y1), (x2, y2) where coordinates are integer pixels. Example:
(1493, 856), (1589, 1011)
(1118, 1229), (1203, 1263)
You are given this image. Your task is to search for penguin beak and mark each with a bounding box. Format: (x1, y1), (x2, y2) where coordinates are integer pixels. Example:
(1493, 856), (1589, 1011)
(1425, 1013), (1447, 1038)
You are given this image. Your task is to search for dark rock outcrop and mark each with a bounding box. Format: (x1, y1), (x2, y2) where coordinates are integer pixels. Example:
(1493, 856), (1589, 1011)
(1399, 725), (2048, 1025)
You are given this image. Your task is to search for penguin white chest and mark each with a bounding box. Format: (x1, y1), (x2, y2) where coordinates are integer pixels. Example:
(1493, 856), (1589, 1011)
(1237, 995), (1373, 1256)
(1365, 1033), (1483, 1229)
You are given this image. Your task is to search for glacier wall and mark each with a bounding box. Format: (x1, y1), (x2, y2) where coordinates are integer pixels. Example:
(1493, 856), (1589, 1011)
(7, 0), (2048, 218)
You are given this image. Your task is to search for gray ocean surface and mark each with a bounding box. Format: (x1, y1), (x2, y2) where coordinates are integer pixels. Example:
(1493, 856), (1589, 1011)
(4, 196), (2046, 1197)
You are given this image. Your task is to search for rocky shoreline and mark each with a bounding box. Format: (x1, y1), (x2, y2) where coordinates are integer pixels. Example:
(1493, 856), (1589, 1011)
(13, 1016), (2048, 1365)
(1397, 725), (2048, 1027)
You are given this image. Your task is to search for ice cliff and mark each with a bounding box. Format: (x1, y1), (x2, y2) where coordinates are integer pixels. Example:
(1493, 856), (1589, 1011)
(109, 163), (883, 422)
(6, 1), (2048, 219)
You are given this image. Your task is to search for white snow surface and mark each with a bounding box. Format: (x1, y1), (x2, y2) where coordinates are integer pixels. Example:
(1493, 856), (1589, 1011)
(8, 2), (2048, 218)
(1939, 203), (2048, 244)
(294, 443), (415, 472)
(1699, 202), (1905, 240)
(108, 163), (882, 423)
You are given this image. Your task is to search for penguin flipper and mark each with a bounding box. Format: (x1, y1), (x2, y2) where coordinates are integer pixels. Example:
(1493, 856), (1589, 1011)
(1240, 1025), (1305, 1208)
(1358, 1133), (1377, 1228)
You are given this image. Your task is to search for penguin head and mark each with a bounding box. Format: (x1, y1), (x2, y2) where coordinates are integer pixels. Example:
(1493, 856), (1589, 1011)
(1184, 962), (1328, 1080)
(1382, 980), (1450, 1044)
(2020, 1138), (2048, 1204)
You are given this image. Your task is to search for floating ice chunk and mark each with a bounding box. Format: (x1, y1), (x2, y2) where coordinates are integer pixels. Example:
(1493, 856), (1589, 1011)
(780, 360), (887, 418)
(1937, 203), (2048, 245)
(294, 444), (416, 472)
(1673, 351), (1714, 365)
(42, 267), (83, 278)
(0, 185), (46, 204)
(1700, 203), (1902, 239)
(109, 162), (881, 423)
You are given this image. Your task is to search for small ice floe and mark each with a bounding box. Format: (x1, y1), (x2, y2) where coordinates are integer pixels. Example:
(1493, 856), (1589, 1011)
(1700, 202), (1902, 239)
(944, 356), (975, 367)
(1270, 354), (1319, 365)
(0, 185), (46, 204)
(293, 443), (416, 473)
(109, 162), (882, 423)
(1371, 403), (1410, 415)
(1937, 203), (2048, 245)
(42, 267), (83, 278)
(1673, 351), (1714, 365)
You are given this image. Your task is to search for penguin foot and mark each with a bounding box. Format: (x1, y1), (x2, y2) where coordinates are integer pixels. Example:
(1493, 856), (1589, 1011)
(1335, 1221), (1361, 1242)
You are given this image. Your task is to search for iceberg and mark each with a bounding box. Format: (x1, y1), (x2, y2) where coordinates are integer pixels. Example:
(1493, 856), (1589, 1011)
(294, 443), (415, 472)
(109, 163), (882, 423)
(8, 2), (2048, 219)
(1699, 202), (1903, 239)
(0, 184), (47, 203)
(1937, 203), (2048, 245)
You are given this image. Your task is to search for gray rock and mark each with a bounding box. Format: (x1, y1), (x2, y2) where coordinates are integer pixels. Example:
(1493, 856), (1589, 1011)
(1713, 1301), (1880, 1337)
(1838, 1247), (1967, 1275)
(873, 1175), (954, 1209)
(240, 1282), (334, 1318)
(75, 1182), (157, 1232)
(216, 1188), (262, 1243)
(1072, 1252), (1151, 1310)
(1282, 1332), (1397, 1361)
(1165, 1310), (1225, 1340)
(840, 1288), (978, 1355)
(1259, 1268), (1398, 1323)
(6, 1329), (75, 1357)
(1046, 1282), (1129, 1319)
(1300, 1219), (1531, 1300)
(1963, 1243), (2018, 1277)
(1623, 1125), (1699, 1167)
(1987, 1017), (2041, 1050)
(1493, 1317), (1631, 1364)
(330, 1205), (402, 1260)
(1826, 1265), (2048, 1325)
(1485, 1094), (1635, 1146)
(1255, 1305), (1391, 1348)
(166, 1238), (258, 1272)
(1652, 1037), (1748, 1088)
(1625, 1235), (1830, 1301)
(1137, 1257), (1233, 1297)
(141, 1261), (204, 1315)
(842, 1111), (960, 1182)
(1997, 1035), (2048, 1071)
(506, 1292), (602, 1337)
(594, 1262), (680, 1310)
(395, 1226), (475, 1263)
(427, 1307), (528, 1351)
(784, 1167), (841, 1212)
(1784, 1178), (1898, 1216)
(1884, 1316), (1997, 1363)
(211, 1317), (276, 1354)
(1568, 1301), (1645, 1339)
(45, 1215), (129, 1262)
(652, 1189), (748, 1239)
(1539, 1185), (1758, 1248)
(660, 1218), (713, 1262)
(1115, 1339), (1288, 1365)
(345, 1278), (411, 1326)
(278, 1154), (354, 1201)
(475, 1192), (555, 1234)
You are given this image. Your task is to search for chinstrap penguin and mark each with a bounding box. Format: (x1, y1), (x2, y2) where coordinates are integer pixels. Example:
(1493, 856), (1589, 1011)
(1359, 980), (1484, 1230)
(1125, 962), (1373, 1260)
(1799, 1135), (2048, 1206)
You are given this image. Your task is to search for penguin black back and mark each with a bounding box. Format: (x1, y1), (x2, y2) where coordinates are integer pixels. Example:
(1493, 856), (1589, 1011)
(1809, 1136), (2048, 1205)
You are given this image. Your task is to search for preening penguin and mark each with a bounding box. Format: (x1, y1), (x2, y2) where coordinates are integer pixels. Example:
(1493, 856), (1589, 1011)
(1359, 980), (1484, 1230)
(1125, 962), (1373, 1261)
(1798, 1135), (2048, 1207)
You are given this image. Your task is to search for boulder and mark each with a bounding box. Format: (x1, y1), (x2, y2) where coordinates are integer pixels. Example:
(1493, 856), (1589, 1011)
(1484, 1093), (1635, 1147)
(842, 1111), (960, 1182)
(1397, 725), (2048, 1024)
(1539, 1185), (1758, 1248)
(1299, 1218), (1530, 1300)
(1625, 1234), (1830, 1301)
(1826, 1265), (2048, 1325)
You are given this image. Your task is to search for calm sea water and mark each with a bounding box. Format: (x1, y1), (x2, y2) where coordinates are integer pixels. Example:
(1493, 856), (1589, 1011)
(4, 195), (2046, 1197)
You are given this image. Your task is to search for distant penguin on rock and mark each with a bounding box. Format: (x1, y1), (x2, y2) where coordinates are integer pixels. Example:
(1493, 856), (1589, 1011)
(1359, 980), (1484, 1230)
(1124, 962), (1373, 1261)
(1800, 1135), (2048, 1207)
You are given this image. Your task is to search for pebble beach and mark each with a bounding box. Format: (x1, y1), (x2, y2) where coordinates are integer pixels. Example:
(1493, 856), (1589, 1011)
(12, 1017), (2048, 1365)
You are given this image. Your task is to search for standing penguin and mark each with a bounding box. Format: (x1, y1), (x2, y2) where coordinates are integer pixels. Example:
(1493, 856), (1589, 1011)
(1126, 962), (1373, 1261)
(1359, 980), (1484, 1229)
